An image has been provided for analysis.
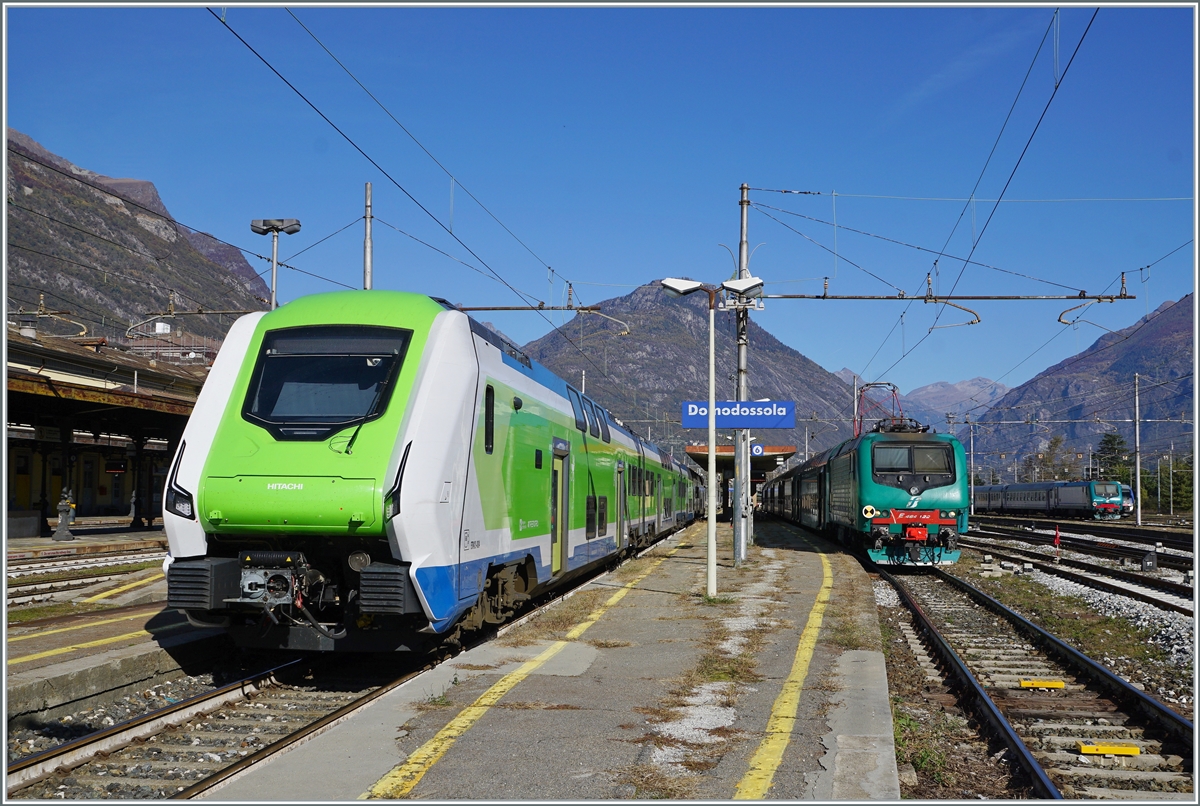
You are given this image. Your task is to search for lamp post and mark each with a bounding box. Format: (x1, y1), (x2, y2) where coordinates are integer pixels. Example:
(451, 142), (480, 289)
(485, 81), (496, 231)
(662, 274), (763, 595)
(251, 219), (302, 309)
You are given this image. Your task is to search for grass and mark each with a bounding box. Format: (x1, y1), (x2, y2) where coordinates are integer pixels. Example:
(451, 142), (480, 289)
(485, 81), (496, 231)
(700, 594), (736, 606)
(615, 763), (698, 800)
(956, 558), (1178, 666)
(495, 589), (607, 646)
(8, 600), (120, 625)
(891, 702), (962, 788)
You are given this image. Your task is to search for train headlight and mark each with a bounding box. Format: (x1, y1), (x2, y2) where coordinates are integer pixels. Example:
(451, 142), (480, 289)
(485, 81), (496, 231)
(940, 510), (957, 518)
(166, 487), (194, 519)
(347, 550), (372, 572)
(164, 441), (195, 521)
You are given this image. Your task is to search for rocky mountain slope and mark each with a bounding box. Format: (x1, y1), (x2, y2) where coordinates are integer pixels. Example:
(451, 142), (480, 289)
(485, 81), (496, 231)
(964, 295), (1193, 472)
(6, 128), (268, 342)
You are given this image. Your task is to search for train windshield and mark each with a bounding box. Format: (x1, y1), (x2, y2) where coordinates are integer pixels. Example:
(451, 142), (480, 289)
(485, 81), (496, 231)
(1095, 482), (1120, 498)
(242, 325), (412, 440)
(873, 443), (953, 474)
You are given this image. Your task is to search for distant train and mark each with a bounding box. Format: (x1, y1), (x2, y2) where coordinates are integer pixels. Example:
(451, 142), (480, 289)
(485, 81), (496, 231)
(762, 419), (967, 565)
(973, 480), (1123, 520)
(163, 290), (702, 652)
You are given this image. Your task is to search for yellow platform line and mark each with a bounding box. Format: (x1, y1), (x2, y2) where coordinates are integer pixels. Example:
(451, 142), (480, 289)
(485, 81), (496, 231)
(8, 621), (189, 666)
(734, 539), (833, 800)
(7, 607), (169, 643)
(363, 539), (689, 799)
(80, 572), (165, 602)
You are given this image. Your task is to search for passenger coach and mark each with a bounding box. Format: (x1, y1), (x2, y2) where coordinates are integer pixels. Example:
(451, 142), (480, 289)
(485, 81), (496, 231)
(163, 290), (701, 651)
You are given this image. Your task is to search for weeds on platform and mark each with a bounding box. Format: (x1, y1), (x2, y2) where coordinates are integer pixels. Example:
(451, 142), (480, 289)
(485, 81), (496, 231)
(496, 588), (607, 646)
(8, 600), (116, 625)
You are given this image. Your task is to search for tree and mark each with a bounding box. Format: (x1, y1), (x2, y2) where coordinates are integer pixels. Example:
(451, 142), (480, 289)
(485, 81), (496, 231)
(1096, 433), (1131, 483)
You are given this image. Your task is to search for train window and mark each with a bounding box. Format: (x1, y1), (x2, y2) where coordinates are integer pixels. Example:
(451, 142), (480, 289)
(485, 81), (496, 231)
(596, 407), (611, 443)
(598, 497), (608, 536)
(586, 495), (597, 538)
(873, 446), (910, 472)
(535, 449), (543, 469)
(1095, 482), (1119, 498)
(913, 446), (951, 473)
(242, 324), (412, 441)
(566, 387), (587, 432)
(485, 385), (495, 454)
(581, 399), (601, 438)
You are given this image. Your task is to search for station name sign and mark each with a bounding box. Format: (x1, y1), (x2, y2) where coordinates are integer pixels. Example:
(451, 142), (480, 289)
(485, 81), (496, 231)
(681, 401), (796, 429)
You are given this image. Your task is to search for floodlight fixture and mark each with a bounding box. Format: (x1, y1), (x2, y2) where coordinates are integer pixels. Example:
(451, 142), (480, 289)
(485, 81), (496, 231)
(251, 219), (302, 236)
(661, 278), (704, 297)
(722, 276), (764, 299)
(252, 218), (302, 309)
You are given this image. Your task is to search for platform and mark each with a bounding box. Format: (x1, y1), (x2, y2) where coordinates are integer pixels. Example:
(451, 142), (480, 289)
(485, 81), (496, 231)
(196, 519), (900, 800)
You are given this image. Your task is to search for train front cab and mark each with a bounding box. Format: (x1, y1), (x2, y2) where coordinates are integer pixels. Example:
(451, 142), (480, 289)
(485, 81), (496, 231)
(856, 434), (965, 566)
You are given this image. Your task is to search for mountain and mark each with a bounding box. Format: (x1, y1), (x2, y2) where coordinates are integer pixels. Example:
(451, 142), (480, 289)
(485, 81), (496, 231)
(833, 369), (1007, 429)
(6, 127), (268, 342)
(522, 282), (871, 460)
(964, 295), (1193, 474)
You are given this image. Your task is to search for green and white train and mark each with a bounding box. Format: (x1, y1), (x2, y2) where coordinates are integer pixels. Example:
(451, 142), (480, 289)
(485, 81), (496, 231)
(164, 291), (702, 651)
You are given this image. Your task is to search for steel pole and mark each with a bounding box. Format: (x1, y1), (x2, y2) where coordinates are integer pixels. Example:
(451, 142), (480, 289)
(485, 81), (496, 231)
(364, 182), (373, 290)
(969, 418), (975, 515)
(731, 183), (751, 563)
(270, 230), (279, 310)
(1135, 373), (1142, 526)
(707, 296), (717, 596)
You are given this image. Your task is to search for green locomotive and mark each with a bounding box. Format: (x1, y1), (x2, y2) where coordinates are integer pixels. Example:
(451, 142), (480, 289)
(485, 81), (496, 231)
(762, 418), (967, 565)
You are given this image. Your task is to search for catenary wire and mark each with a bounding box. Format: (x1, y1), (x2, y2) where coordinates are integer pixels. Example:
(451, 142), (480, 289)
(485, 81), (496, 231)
(283, 8), (568, 288)
(208, 9), (660, 428)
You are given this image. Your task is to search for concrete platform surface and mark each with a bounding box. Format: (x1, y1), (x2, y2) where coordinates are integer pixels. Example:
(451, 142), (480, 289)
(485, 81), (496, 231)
(198, 519), (899, 801)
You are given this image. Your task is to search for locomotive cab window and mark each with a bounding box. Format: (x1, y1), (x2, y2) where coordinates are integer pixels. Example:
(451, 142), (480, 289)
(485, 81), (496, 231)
(872, 443), (954, 477)
(242, 325), (412, 441)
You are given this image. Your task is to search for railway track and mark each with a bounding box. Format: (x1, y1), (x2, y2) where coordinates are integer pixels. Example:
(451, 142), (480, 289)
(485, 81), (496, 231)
(5, 656), (425, 799)
(973, 516), (1193, 554)
(884, 568), (1193, 799)
(972, 523), (1193, 572)
(6, 522), (695, 799)
(7, 550), (167, 580)
(958, 538), (1194, 616)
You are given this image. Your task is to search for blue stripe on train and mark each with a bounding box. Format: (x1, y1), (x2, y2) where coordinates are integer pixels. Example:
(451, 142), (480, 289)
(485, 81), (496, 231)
(415, 535), (628, 632)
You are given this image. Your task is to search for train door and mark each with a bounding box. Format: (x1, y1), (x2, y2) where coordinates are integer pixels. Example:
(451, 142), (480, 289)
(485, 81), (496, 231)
(655, 473), (663, 534)
(550, 439), (570, 575)
(616, 462), (626, 548)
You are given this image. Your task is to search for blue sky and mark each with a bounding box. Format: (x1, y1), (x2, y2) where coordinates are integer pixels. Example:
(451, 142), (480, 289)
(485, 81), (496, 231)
(5, 5), (1195, 393)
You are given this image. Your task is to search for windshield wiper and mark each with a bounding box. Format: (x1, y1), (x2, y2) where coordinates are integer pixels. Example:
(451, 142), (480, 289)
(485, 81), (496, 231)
(344, 373), (391, 455)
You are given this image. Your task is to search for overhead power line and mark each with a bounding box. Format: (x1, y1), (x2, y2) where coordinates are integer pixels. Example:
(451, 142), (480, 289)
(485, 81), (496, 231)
(207, 9), (661, 429)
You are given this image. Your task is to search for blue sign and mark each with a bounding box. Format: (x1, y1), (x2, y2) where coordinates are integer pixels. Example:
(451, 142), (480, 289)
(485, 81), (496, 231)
(681, 401), (796, 429)
(751, 444), (764, 456)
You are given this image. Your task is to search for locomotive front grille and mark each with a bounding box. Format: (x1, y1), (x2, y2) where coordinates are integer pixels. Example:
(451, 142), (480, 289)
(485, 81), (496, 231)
(167, 558), (240, 610)
(358, 563), (415, 614)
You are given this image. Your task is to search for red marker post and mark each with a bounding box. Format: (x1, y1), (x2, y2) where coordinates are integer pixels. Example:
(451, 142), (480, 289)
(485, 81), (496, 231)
(1054, 525), (1061, 562)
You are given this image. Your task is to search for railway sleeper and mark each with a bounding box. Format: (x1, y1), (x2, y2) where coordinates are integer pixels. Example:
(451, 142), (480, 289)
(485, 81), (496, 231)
(1075, 785), (1198, 800)
(1008, 708), (1126, 722)
(1048, 765), (1194, 790)
(1035, 750), (1183, 771)
(983, 675), (1088, 690)
(1031, 734), (1160, 751)
(1017, 722), (1148, 739)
